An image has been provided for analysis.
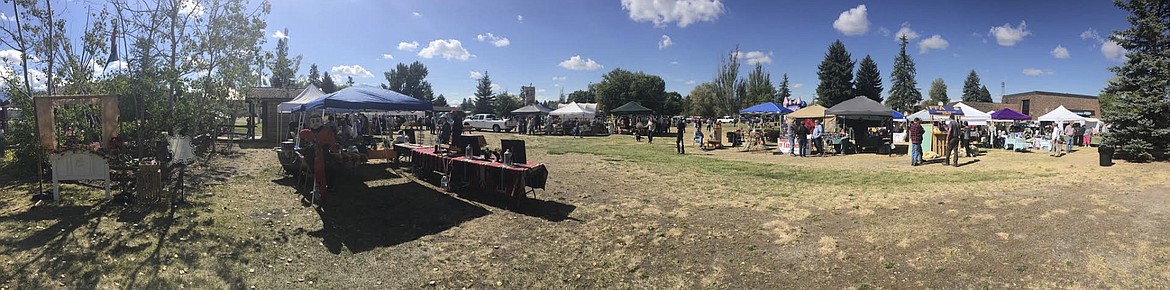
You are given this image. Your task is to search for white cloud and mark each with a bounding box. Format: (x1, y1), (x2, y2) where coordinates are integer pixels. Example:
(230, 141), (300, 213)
(330, 65), (374, 78)
(470, 71), (483, 79)
(833, 4), (869, 36)
(621, 0), (724, 28)
(685, 80), (696, 85)
(1080, 28), (1102, 42)
(178, 0), (205, 16)
(0, 12), (14, 22)
(1051, 45), (1070, 59)
(894, 22), (919, 41)
(658, 34), (673, 50)
(792, 83), (804, 89)
(558, 55), (603, 71)
(1022, 68), (1053, 76)
(735, 51), (772, 65)
(536, 88), (547, 93)
(877, 27), (890, 37)
(272, 30), (288, 39)
(475, 33), (511, 47)
(669, 60), (679, 65)
(517, 15), (524, 23)
(552, 76), (566, 81)
(0, 49), (22, 66)
(917, 35), (949, 54)
(412, 11), (421, 17)
(1102, 40), (1128, 62)
(418, 39), (473, 61)
(490, 83), (503, 92)
(989, 21), (1031, 46)
(398, 41), (420, 52)
(381, 53), (394, 60)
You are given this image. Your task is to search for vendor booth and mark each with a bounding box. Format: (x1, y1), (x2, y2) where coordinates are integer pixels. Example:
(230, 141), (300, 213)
(609, 101), (654, 136)
(953, 102), (991, 125)
(286, 86), (433, 204)
(825, 96), (897, 154)
(1037, 105), (1087, 124)
(781, 104), (836, 154)
(511, 103), (554, 134)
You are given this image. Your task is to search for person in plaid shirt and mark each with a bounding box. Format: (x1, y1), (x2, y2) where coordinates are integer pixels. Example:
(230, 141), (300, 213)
(908, 118), (925, 166)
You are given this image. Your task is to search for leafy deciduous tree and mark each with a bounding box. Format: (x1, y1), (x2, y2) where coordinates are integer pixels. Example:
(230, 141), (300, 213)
(928, 78), (949, 105)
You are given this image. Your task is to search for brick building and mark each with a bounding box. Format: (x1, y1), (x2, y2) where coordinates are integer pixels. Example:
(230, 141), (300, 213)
(1001, 91), (1100, 118)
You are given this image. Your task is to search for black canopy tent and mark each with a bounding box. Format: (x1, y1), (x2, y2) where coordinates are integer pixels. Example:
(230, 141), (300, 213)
(825, 96), (897, 153)
(608, 101), (654, 115)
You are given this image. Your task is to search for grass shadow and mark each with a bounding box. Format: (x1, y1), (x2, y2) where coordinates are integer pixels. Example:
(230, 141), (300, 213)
(308, 182), (490, 254)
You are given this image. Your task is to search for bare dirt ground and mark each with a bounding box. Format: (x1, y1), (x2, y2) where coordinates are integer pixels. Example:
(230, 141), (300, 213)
(1, 132), (1168, 289)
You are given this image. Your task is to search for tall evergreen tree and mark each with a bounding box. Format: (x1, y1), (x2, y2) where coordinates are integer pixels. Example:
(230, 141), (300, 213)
(928, 78), (949, 105)
(854, 55), (883, 102)
(776, 73), (792, 104)
(459, 98), (475, 112)
(978, 85), (992, 102)
(268, 28), (302, 88)
(1102, 0), (1170, 161)
(745, 63), (775, 105)
(433, 94), (449, 107)
(320, 71), (338, 93)
(816, 40), (855, 107)
(308, 63), (321, 87)
(473, 71), (496, 114)
(886, 35), (923, 113)
(961, 70), (989, 102)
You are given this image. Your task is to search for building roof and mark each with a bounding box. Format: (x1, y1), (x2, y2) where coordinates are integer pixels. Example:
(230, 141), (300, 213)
(1002, 91), (1098, 100)
(947, 101), (1020, 113)
(247, 87), (303, 100)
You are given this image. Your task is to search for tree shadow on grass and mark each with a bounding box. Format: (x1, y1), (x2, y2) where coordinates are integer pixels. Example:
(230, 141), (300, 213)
(308, 181), (490, 254)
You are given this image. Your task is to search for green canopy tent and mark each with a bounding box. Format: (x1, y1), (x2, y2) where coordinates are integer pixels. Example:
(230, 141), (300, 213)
(608, 101), (654, 115)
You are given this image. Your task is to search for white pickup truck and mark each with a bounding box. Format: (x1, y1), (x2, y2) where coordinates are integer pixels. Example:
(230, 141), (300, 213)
(717, 115), (736, 124)
(463, 114), (517, 132)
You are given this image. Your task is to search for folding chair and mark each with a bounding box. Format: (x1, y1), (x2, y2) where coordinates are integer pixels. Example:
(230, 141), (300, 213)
(525, 165), (548, 199)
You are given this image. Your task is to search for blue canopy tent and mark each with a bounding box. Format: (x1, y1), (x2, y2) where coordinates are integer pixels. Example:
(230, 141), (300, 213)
(738, 102), (793, 114)
(892, 111), (905, 121)
(293, 86), (432, 113)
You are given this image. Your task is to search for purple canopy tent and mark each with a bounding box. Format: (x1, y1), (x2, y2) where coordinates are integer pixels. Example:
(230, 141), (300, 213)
(989, 108), (1031, 120)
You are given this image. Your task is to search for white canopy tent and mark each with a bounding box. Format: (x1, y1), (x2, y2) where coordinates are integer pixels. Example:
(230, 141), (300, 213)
(953, 102), (991, 125)
(1037, 105), (1087, 124)
(549, 102), (596, 120)
(277, 84), (327, 113)
(905, 110), (936, 122)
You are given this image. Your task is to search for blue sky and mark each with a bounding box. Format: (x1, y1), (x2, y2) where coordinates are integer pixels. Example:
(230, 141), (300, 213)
(43, 0), (1133, 104)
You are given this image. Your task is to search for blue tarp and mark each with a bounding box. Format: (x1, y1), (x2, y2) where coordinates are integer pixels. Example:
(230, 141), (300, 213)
(294, 86), (432, 113)
(892, 111), (905, 119)
(926, 106), (964, 116)
(738, 102), (793, 114)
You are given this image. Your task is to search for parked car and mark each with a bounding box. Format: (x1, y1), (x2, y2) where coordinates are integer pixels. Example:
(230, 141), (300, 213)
(717, 115), (736, 124)
(463, 114), (517, 132)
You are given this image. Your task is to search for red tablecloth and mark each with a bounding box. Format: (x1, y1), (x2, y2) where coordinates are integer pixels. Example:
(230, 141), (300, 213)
(411, 148), (546, 199)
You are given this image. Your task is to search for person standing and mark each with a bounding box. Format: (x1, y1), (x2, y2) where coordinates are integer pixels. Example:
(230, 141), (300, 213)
(1049, 124), (1063, 157)
(944, 116), (962, 166)
(796, 122), (809, 157)
(1064, 122), (1075, 153)
(1082, 123), (1092, 147)
(908, 118), (925, 166)
(675, 118), (686, 154)
(646, 117), (655, 143)
(788, 120), (799, 156)
(812, 120), (825, 156)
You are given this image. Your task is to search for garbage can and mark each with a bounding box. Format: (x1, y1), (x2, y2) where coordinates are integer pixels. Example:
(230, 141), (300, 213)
(1099, 146), (1114, 167)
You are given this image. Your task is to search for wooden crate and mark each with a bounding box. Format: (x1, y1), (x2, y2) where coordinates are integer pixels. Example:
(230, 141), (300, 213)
(136, 163), (165, 203)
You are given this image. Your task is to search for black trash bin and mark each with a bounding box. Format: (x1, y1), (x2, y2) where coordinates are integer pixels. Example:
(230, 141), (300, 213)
(1099, 146), (1114, 167)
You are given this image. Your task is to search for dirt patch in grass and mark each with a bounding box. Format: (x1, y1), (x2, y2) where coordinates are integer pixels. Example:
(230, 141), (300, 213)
(1, 134), (1168, 288)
